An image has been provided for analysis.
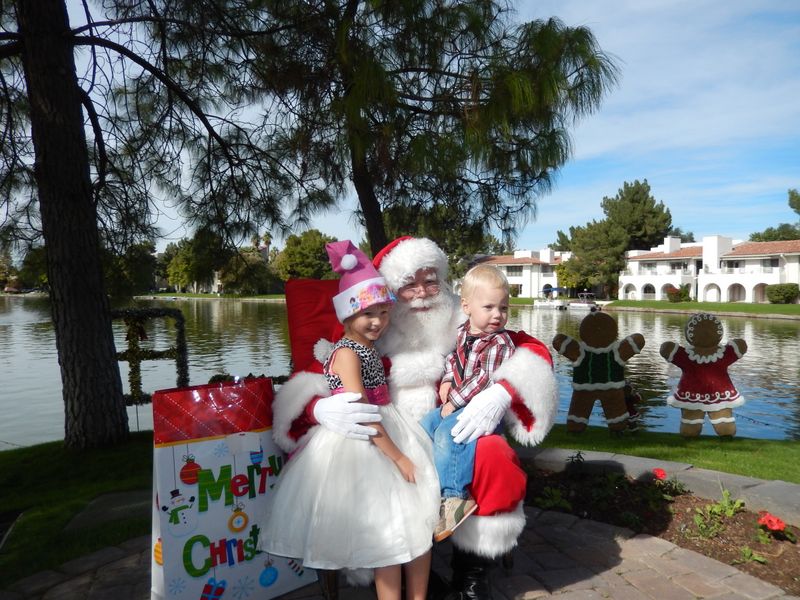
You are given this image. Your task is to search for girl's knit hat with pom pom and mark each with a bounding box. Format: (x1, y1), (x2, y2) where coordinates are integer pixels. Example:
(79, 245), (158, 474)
(325, 240), (395, 322)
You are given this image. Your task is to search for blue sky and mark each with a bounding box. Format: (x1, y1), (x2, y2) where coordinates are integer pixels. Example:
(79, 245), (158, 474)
(296, 0), (800, 253)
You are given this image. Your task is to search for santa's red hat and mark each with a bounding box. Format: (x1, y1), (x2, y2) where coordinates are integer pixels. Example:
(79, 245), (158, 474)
(372, 236), (449, 291)
(326, 240), (394, 322)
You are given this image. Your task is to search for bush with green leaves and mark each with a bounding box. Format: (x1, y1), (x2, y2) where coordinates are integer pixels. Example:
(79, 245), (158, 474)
(766, 283), (799, 304)
(665, 283), (691, 303)
(665, 285), (681, 302)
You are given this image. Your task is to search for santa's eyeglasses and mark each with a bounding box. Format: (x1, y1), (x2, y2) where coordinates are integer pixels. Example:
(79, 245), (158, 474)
(397, 280), (440, 298)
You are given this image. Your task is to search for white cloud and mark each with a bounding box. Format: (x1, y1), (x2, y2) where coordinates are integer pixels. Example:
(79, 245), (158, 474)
(512, 0), (800, 252)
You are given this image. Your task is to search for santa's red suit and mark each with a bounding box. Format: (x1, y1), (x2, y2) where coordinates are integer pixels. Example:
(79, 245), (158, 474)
(271, 237), (557, 596)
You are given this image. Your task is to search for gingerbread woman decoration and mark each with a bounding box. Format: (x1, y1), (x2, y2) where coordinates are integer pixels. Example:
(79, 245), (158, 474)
(553, 310), (645, 433)
(660, 312), (747, 437)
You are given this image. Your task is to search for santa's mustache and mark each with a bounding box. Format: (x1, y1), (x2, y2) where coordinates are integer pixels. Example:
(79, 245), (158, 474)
(406, 296), (440, 310)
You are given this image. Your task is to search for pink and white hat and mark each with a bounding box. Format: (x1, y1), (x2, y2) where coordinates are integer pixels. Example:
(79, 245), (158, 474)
(326, 240), (395, 322)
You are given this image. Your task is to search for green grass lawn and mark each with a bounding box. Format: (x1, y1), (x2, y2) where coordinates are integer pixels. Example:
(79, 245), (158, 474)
(0, 432), (153, 582)
(537, 424), (800, 483)
(1, 426), (797, 584)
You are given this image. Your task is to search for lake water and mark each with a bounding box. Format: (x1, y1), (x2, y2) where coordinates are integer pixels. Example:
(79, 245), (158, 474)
(1, 295), (798, 449)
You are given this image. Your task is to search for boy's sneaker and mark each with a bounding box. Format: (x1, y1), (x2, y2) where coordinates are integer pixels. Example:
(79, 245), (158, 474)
(433, 497), (478, 542)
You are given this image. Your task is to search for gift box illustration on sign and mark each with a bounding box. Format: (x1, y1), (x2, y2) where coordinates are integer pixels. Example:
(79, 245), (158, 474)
(150, 377), (317, 599)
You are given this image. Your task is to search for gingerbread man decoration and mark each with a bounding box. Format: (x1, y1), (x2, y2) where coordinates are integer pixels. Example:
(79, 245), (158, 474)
(660, 312), (747, 437)
(553, 310), (645, 433)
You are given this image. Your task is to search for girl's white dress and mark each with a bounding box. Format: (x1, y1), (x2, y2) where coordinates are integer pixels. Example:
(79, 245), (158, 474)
(262, 338), (440, 570)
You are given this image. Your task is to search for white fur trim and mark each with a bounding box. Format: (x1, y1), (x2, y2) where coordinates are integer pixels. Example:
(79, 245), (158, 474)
(567, 415), (590, 424)
(606, 413), (630, 424)
(377, 237), (449, 291)
(495, 347), (558, 446)
(667, 394), (745, 411)
(271, 371), (329, 454)
(313, 338), (334, 364)
(709, 416), (736, 424)
(450, 501), (526, 558)
(332, 276), (393, 322)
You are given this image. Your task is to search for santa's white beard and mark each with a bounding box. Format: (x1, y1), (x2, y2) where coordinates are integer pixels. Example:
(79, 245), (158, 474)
(380, 287), (461, 356)
(376, 287), (463, 421)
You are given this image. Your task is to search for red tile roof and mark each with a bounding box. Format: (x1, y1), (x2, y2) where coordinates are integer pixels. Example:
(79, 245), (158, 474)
(628, 247), (703, 261)
(724, 240), (800, 257)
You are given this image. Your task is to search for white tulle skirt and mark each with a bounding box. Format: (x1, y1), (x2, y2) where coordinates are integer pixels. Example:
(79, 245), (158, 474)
(261, 402), (440, 570)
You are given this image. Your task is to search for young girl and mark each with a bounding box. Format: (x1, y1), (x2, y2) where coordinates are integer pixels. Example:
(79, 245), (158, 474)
(262, 240), (439, 600)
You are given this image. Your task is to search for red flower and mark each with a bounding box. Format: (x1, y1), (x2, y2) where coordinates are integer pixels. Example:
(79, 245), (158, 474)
(652, 468), (667, 480)
(758, 512), (786, 532)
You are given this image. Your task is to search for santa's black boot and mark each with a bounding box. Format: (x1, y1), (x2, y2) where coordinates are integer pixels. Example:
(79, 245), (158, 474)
(446, 546), (495, 600)
(426, 567), (452, 600)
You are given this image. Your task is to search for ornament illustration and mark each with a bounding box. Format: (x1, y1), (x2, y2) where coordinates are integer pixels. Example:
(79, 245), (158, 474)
(153, 537), (163, 566)
(259, 558), (279, 587)
(228, 503), (249, 533)
(180, 454), (202, 485)
(249, 445), (264, 465)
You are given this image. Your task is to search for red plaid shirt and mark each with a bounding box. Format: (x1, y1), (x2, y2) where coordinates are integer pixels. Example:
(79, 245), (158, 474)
(442, 320), (515, 408)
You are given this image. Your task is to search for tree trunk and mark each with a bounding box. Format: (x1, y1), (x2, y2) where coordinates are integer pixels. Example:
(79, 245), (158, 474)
(17, 0), (128, 449)
(350, 148), (388, 255)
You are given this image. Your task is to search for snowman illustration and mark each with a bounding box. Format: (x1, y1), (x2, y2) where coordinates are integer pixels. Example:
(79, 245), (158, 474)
(161, 488), (198, 536)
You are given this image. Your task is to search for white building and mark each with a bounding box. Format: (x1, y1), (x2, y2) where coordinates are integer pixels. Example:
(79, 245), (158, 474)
(618, 236), (800, 303)
(478, 249), (570, 298)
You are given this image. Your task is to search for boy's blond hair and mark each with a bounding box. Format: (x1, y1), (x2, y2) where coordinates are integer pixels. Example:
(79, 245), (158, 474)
(460, 264), (509, 300)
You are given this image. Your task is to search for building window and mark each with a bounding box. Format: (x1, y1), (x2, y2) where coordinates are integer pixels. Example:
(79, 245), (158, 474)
(670, 262), (685, 272)
(540, 265), (552, 274)
(506, 265), (523, 276)
(762, 258), (779, 268)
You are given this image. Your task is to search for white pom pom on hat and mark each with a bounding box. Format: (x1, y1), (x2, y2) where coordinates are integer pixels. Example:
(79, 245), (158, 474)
(340, 253), (358, 271)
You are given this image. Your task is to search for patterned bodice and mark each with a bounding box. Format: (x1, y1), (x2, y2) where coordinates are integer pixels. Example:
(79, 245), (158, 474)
(324, 337), (389, 404)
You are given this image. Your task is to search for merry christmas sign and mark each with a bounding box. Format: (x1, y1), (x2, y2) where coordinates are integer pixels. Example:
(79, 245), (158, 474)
(151, 377), (317, 600)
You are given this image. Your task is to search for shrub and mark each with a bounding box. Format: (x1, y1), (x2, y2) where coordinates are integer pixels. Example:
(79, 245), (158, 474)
(665, 285), (681, 302)
(665, 284), (690, 303)
(766, 283), (799, 304)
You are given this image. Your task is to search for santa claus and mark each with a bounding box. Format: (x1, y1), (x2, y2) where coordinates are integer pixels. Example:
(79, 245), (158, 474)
(271, 236), (558, 599)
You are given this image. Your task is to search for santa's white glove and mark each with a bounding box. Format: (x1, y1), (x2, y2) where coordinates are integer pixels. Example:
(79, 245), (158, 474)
(313, 392), (382, 441)
(451, 383), (512, 444)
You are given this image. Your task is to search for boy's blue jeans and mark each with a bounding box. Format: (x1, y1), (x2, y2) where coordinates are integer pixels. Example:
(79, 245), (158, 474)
(420, 406), (476, 499)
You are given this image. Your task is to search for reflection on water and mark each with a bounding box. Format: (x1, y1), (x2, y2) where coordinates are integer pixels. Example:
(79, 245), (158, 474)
(1, 296), (798, 449)
(0, 296), (292, 449)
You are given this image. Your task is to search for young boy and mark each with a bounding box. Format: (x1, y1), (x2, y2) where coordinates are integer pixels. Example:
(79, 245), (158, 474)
(420, 264), (515, 542)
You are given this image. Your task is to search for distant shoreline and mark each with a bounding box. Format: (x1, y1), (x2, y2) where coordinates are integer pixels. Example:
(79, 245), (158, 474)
(603, 304), (800, 321)
(7, 292), (799, 321)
